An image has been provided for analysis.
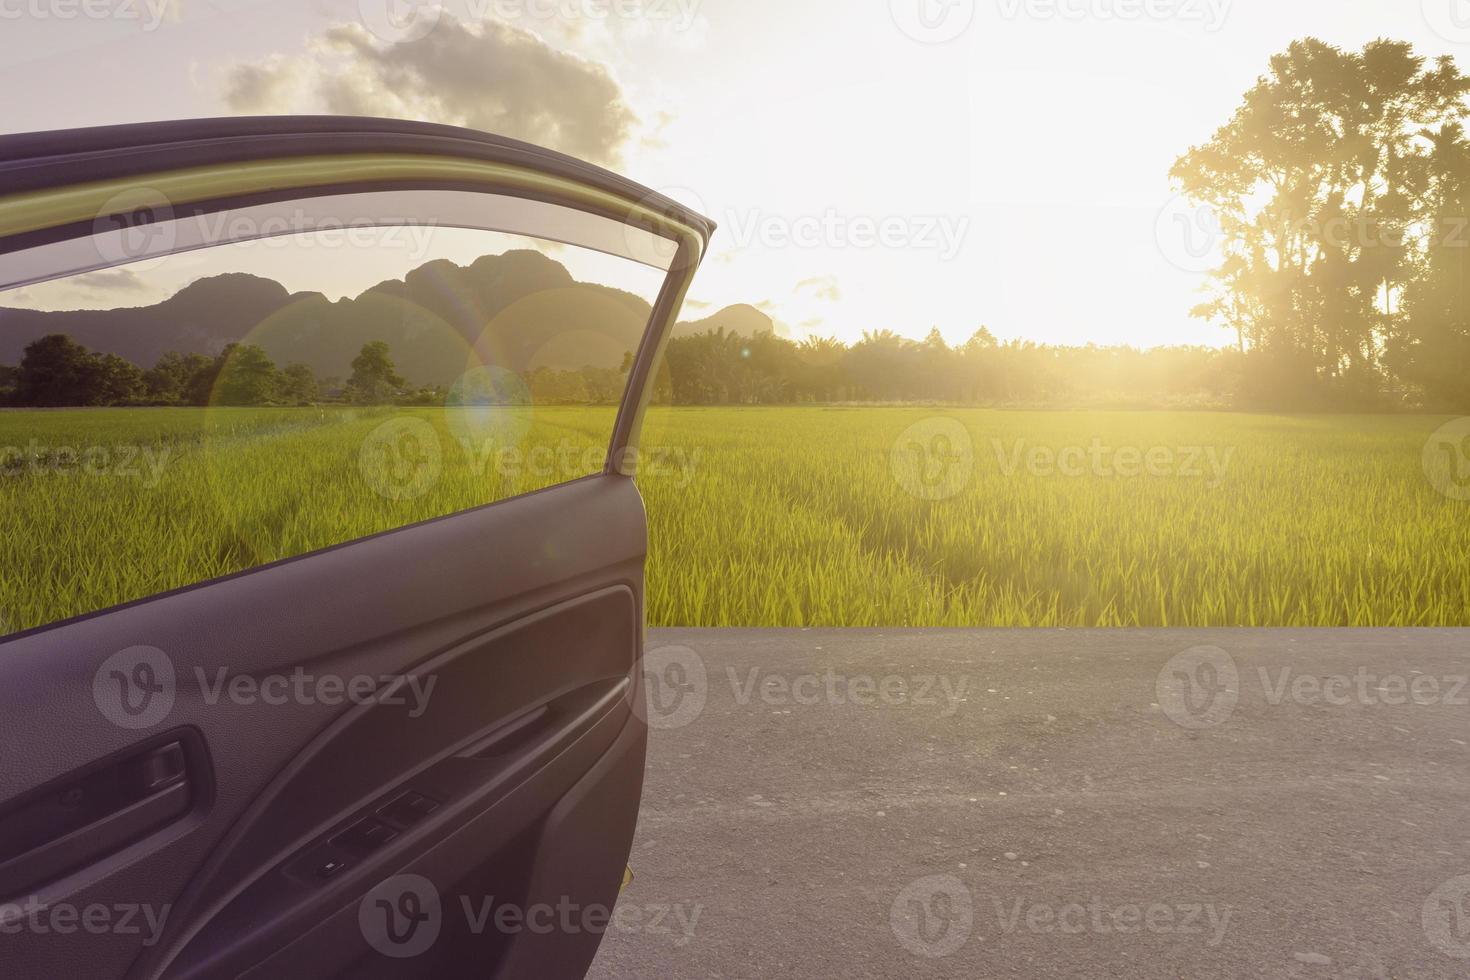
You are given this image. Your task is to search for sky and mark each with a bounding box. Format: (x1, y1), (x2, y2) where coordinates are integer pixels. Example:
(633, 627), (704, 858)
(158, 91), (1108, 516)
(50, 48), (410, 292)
(3, 0), (1470, 348)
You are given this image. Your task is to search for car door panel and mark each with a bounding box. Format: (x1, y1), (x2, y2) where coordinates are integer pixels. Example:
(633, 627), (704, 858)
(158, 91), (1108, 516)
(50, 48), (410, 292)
(1, 471), (649, 980)
(0, 117), (712, 980)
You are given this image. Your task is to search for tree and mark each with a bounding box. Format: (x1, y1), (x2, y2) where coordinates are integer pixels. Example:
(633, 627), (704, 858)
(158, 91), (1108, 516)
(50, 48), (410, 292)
(184, 354), (223, 406)
(791, 336), (846, 401)
(447, 365), (529, 406)
(213, 344), (280, 406)
(14, 334), (106, 406)
(92, 353), (145, 405)
(845, 329), (917, 400)
(1170, 39), (1470, 408)
(145, 351), (215, 405)
(959, 327), (1000, 401)
(346, 341), (405, 405)
(0, 363), (17, 405)
(917, 327), (960, 401)
(278, 363), (321, 405)
(1397, 122), (1470, 411)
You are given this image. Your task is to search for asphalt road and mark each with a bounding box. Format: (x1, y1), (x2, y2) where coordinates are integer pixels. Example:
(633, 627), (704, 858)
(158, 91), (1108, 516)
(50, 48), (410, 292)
(586, 629), (1470, 980)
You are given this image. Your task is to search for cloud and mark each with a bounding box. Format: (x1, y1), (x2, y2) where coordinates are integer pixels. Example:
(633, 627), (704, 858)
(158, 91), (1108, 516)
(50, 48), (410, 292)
(222, 17), (638, 166)
(639, 109), (677, 152)
(221, 58), (310, 113)
(74, 269), (149, 293)
(6, 268), (153, 312)
(795, 275), (841, 302)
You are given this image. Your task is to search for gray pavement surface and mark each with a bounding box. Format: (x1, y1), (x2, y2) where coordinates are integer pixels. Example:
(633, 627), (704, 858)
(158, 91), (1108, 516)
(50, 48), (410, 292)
(587, 629), (1470, 979)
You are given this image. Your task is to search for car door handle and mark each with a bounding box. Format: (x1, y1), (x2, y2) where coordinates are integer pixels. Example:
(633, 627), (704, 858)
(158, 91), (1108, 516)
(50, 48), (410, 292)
(0, 739), (194, 897)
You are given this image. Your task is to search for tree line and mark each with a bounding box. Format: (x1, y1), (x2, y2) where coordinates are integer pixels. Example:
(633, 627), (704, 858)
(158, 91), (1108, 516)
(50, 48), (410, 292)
(652, 327), (1240, 407)
(2, 317), (1457, 412)
(0, 335), (393, 408)
(0, 334), (639, 409)
(0, 328), (1254, 410)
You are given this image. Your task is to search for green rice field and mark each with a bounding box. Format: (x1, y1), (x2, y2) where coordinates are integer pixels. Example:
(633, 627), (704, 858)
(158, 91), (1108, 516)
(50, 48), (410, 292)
(1, 406), (1467, 634)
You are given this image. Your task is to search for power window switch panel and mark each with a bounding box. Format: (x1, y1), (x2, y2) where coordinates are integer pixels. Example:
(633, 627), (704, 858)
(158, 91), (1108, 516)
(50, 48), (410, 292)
(378, 792), (441, 829)
(330, 819), (398, 855)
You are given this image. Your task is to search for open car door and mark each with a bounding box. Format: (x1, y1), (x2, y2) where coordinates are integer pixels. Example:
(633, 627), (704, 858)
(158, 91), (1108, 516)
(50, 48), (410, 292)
(0, 117), (712, 979)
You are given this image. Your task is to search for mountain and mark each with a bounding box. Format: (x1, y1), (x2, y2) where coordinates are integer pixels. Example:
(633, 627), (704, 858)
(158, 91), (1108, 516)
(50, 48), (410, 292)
(0, 252), (777, 386)
(0, 273), (296, 372)
(671, 303), (775, 339)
